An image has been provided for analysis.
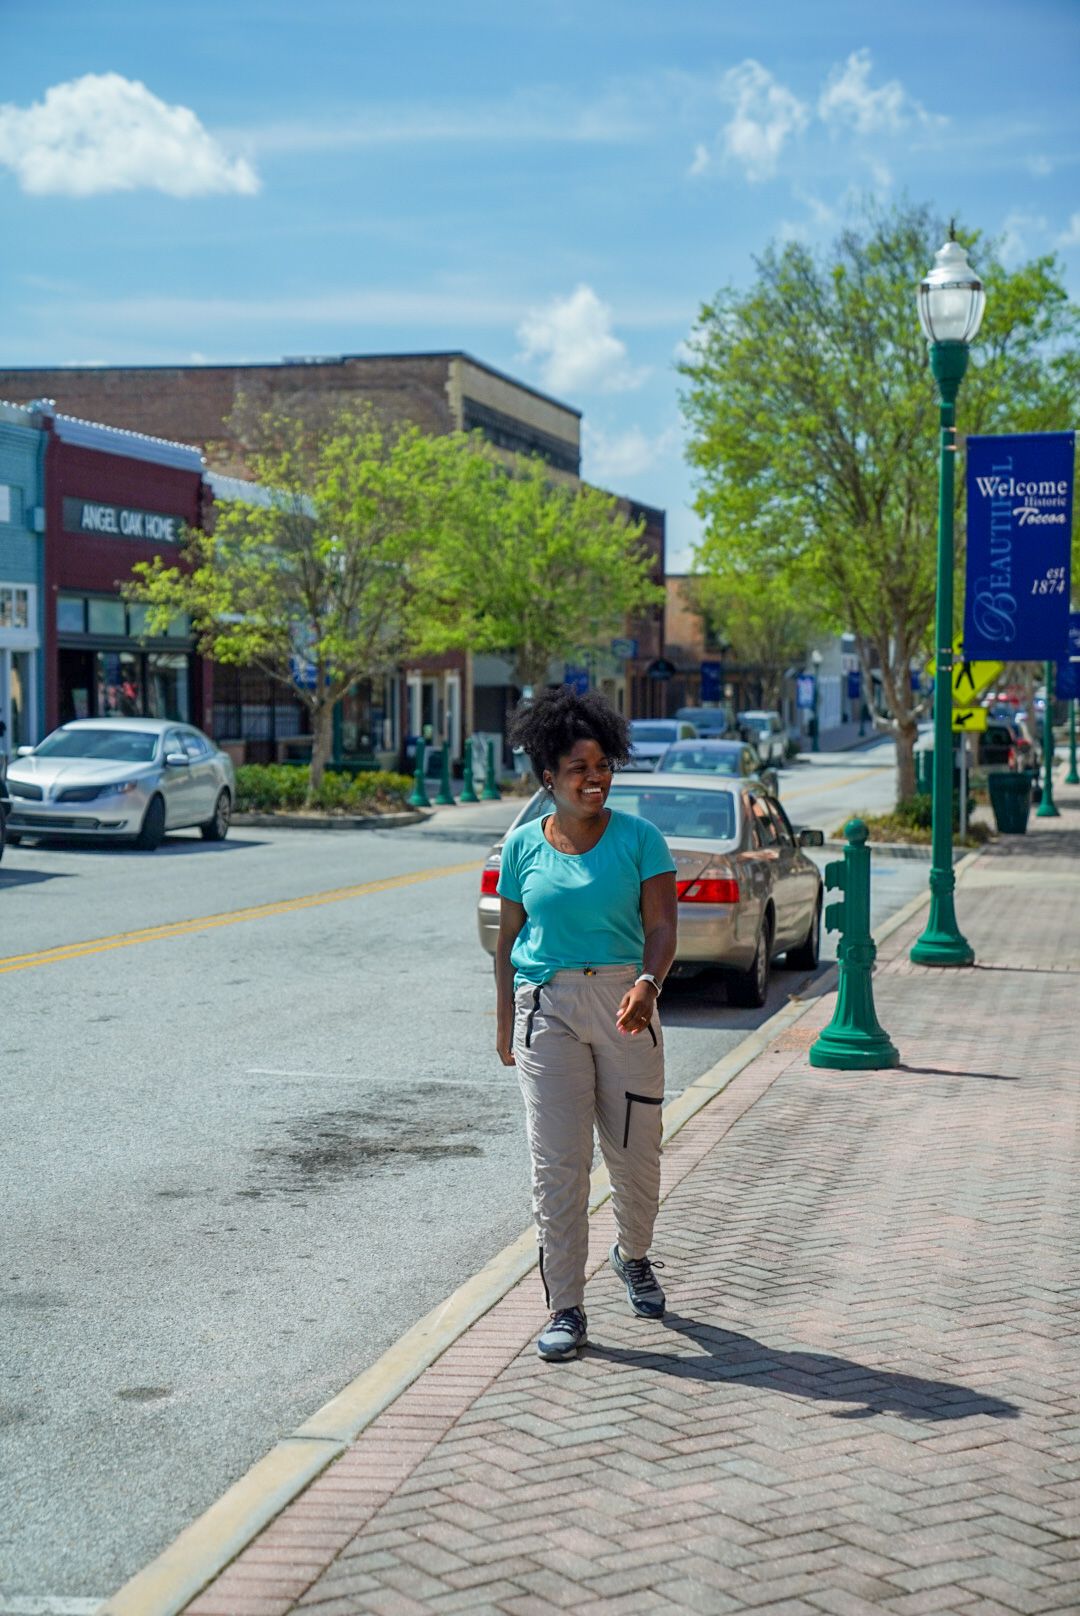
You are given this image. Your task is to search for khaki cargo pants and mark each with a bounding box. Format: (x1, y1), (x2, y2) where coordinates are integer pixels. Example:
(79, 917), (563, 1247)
(513, 965), (665, 1312)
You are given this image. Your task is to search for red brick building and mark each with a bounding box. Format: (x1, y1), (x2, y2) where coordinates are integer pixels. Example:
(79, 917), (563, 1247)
(1, 354), (666, 768)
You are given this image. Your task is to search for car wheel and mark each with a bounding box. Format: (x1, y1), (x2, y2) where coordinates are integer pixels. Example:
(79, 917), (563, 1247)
(728, 913), (773, 1008)
(785, 896), (821, 971)
(135, 794), (166, 851)
(4, 831), (18, 847)
(200, 789), (232, 842)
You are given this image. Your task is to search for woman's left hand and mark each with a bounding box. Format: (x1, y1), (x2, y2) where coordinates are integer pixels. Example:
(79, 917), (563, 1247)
(616, 981), (657, 1036)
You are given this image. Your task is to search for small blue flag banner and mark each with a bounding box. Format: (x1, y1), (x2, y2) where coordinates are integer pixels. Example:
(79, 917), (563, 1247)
(700, 660), (723, 702)
(964, 431), (1074, 660)
(796, 674), (816, 711)
(1056, 611), (1080, 700)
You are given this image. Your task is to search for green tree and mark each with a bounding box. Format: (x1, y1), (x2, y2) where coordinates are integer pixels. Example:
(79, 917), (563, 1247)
(126, 408), (443, 790)
(679, 200), (1079, 801)
(407, 446), (663, 691)
(684, 563), (823, 711)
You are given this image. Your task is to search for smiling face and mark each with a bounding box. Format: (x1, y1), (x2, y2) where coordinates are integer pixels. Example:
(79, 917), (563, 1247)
(544, 737), (614, 820)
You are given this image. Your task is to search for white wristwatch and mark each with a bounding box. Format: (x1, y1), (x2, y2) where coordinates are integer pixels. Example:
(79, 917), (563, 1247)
(636, 973), (662, 997)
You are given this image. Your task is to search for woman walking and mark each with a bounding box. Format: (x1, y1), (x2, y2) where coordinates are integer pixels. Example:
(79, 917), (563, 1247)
(496, 687), (678, 1361)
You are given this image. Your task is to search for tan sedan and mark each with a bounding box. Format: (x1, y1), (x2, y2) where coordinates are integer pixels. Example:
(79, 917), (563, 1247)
(477, 771), (824, 1007)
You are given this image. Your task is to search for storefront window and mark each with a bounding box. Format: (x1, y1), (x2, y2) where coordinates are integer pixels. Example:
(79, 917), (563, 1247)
(88, 598), (127, 637)
(95, 651), (141, 717)
(146, 653), (190, 722)
(166, 612), (191, 639)
(57, 596), (86, 634)
(128, 603), (150, 638)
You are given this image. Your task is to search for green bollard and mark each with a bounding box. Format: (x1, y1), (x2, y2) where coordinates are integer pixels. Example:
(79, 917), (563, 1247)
(809, 818), (900, 1071)
(459, 735), (480, 802)
(1036, 661), (1060, 818)
(1066, 700), (1079, 786)
(434, 743), (456, 806)
(407, 738), (431, 809)
(481, 738), (502, 801)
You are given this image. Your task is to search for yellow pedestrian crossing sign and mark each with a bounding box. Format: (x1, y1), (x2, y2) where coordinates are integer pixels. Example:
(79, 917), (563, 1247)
(952, 707), (988, 733)
(926, 636), (1004, 703)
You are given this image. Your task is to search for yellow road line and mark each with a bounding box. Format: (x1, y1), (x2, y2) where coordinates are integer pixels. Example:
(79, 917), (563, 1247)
(0, 860), (481, 975)
(781, 764), (892, 803)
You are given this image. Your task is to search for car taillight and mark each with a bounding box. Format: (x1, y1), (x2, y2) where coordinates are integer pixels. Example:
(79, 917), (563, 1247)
(678, 877), (740, 904)
(1007, 746), (1016, 767)
(480, 868), (500, 896)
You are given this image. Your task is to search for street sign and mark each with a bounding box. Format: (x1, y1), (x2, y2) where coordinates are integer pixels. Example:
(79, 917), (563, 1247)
(563, 664), (589, 695)
(926, 636), (1004, 702)
(952, 707), (988, 733)
(610, 637), (637, 660)
(796, 674), (816, 711)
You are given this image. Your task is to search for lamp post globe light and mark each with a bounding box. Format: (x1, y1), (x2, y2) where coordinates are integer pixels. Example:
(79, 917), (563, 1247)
(910, 233), (985, 968)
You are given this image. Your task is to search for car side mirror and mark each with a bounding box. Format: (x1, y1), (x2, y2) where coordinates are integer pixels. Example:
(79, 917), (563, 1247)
(797, 827), (824, 847)
(164, 752), (190, 768)
(16, 745), (35, 757)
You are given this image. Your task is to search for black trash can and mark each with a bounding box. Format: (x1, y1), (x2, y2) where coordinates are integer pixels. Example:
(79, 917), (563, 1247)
(988, 770), (1034, 834)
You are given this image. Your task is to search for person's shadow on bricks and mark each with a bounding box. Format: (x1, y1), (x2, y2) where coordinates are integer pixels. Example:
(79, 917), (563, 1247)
(586, 1313), (1019, 1422)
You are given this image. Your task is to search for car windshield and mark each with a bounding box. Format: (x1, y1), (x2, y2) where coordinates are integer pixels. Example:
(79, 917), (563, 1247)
(608, 784), (737, 840)
(661, 749), (740, 775)
(34, 728), (159, 762)
(631, 724), (676, 742)
(740, 715), (768, 731)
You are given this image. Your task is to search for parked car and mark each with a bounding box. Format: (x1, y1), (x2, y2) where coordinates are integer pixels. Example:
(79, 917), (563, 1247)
(5, 718), (236, 850)
(737, 709), (787, 765)
(674, 706), (737, 739)
(628, 718), (698, 770)
(656, 737), (780, 798)
(979, 714), (1039, 771)
(0, 750), (10, 863)
(476, 772), (824, 1006)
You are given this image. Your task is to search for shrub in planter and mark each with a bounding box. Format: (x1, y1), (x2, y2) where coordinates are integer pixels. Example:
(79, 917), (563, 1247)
(235, 764), (414, 814)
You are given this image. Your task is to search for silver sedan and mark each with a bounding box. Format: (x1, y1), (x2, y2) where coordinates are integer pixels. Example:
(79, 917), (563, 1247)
(477, 771), (824, 1007)
(5, 717), (236, 851)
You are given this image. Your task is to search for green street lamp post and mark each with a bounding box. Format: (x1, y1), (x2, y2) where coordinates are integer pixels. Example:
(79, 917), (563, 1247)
(1066, 700), (1079, 786)
(1036, 665), (1060, 816)
(910, 234), (986, 969)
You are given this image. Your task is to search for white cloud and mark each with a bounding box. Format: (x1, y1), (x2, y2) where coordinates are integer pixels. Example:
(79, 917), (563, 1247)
(517, 284), (647, 395)
(1057, 212), (1080, 248)
(688, 142), (711, 178)
(1001, 210), (1047, 264)
(818, 50), (943, 136)
(1028, 155), (1054, 177)
(719, 60), (809, 181)
(583, 423), (677, 483)
(0, 73), (259, 197)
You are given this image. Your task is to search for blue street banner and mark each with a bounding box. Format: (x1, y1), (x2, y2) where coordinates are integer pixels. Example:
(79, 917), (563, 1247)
(563, 664), (590, 695)
(846, 669), (861, 701)
(964, 431), (1075, 660)
(700, 660), (723, 702)
(1056, 611), (1080, 700)
(796, 674), (816, 711)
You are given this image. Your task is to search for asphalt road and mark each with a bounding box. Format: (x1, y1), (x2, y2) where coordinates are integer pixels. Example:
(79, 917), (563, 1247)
(0, 739), (926, 1607)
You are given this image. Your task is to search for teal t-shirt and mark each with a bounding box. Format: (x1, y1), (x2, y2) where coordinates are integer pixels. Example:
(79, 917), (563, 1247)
(497, 808), (677, 988)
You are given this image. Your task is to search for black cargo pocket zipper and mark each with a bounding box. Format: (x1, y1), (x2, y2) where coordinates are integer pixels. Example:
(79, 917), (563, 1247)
(524, 985), (543, 1048)
(623, 1090), (662, 1148)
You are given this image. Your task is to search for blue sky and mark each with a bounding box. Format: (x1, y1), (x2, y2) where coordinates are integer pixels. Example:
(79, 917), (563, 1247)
(2, 0), (1078, 567)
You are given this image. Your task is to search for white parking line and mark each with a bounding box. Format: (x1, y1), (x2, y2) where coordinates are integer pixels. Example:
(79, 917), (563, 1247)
(245, 1068), (508, 1087)
(0, 1599), (106, 1615)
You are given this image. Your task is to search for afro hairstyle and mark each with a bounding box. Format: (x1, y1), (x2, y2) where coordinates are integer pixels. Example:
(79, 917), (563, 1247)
(507, 686), (632, 784)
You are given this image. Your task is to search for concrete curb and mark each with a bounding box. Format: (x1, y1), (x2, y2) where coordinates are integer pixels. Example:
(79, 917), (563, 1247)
(97, 854), (972, 1616)
(231, 809), (431, 830)
(822, 839), (978, 861)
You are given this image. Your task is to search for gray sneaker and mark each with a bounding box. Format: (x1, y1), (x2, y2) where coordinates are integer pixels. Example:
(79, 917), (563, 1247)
(610, 1244), (666, 1318)
(537, 1307), (588, 1361)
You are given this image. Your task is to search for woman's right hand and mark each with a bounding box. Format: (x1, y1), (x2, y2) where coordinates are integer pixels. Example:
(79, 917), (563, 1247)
(496, 1020), (516, 1067)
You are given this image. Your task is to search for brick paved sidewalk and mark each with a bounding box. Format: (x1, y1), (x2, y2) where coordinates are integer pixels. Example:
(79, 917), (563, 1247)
(185, 792), (1080, 1616)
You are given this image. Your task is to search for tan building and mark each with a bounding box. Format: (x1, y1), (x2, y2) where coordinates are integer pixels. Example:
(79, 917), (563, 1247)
(0, 353), (665, 768)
